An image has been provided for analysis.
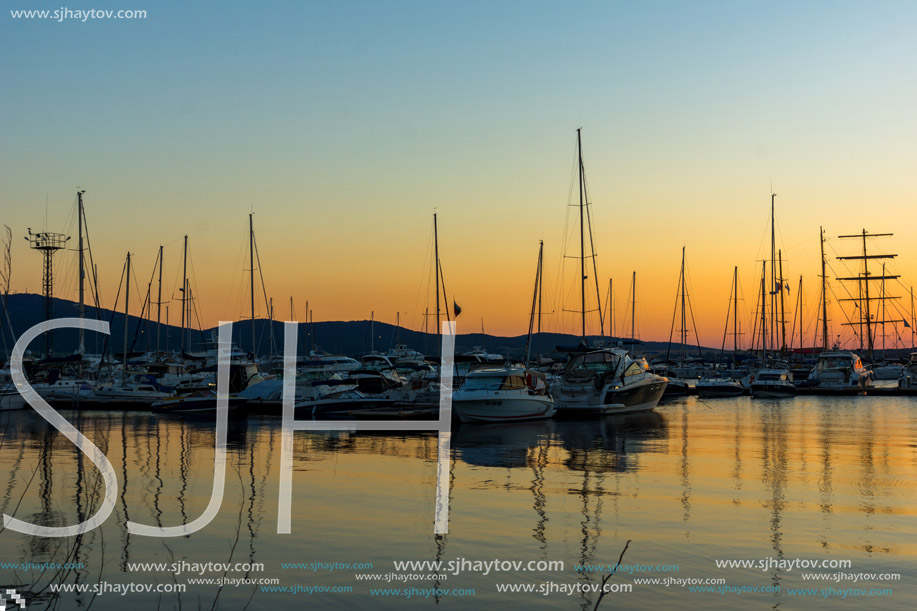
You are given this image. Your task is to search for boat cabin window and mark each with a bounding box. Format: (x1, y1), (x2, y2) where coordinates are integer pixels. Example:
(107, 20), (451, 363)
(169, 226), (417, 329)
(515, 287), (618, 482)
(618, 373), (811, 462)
(623, 362), (645, 377)
(500, 375), (526, 390)
(819, 357), (851, 370)
(569, 352), (620, 373)
(462, 374), (524, 391)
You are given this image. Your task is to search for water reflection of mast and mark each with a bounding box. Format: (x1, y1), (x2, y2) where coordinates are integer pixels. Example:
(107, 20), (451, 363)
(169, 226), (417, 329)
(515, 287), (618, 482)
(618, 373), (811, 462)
(246, 427), (256, 574)
(761, 405), (787, 591)
(432, 439), (456, 604)
(247, 418), (276, 572)
(27, 425), (58, 559)
(179, 423), (190, 526)
(858, 410), (876, 554)
(72, 411), (88, 580)
(153, 418), (164, 527)
(120, 414), (131, 570)
(817, 407), (834, 549)
(1, 421), (26, 518)
(529, 443), (548, 552)
(732, 401), (743, 504)
(680, 404), (691, 533)
(562, 425), (616, 611)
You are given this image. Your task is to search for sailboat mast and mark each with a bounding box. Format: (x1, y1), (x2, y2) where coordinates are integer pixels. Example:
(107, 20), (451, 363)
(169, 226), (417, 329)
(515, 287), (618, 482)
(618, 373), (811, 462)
(156, 245), (162, 354)
(525, 240), (543, 367)
(577, 128), (586, 341)
(123, 252), (130, 386)
(733, 266), (738, 363)
(77, 189), (85, 354)
(608, 278), (613, 340)
(760, 260), (767, 362)
(862, 229), (873, 362)
(797, 275), (803, 355)
(249, 213), (256, 357)
(371, 310), (374, 353)
(434, 213), (441, 336)
(269, 297), (274, 358)
(911, 287), (917, 352)
(779, 249), (786, 353)
(770, 193), (777, 355)
(631, 271), (636, 343)
(537, 246), (543, 356)
(881, 263), (886, 359)
(181, 234), (188, 354)
(680, 246), (687, 365)
(820, 227), (828, 351)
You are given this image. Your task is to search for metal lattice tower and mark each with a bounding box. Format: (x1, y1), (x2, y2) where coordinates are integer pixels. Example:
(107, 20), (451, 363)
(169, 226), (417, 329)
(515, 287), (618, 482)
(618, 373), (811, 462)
(27, 229), (69, 356)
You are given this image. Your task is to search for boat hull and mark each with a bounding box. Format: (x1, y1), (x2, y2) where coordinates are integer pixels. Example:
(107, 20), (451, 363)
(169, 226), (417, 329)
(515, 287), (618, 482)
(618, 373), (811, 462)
(555, 377), (667, 416)
(453, 395), (555, 423)
(695, 382), (745, 398)
(151, 396), (246, 414)
(750, 384), (796, 398)
(0, 391), (26, 411)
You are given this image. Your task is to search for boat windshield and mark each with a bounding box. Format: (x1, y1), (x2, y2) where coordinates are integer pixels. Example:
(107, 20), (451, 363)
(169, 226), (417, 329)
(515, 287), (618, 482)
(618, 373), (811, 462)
(818, 357), (853, 370)
(566, 351), (621, 375)
(462, 375), (526, 391)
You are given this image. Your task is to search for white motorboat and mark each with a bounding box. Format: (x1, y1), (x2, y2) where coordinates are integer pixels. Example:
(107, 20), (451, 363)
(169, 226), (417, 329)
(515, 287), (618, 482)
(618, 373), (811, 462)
(299, 350), (361, 376)
(453, 368), (554, 423)
(551, 349), (668, 415)
(898, 353), (917, 388)
(807, 351), (872, 389)
(871, 361), (903, 381)
(1, 384), (26, 411)
(93, 376), (175, 404)
(695, 377), (745, 398)
(749, 369), (796, 398)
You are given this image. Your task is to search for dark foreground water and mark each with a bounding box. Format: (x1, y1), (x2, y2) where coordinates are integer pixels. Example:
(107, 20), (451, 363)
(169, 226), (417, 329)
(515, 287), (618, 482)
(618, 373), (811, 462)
(1, 395), (914, 610)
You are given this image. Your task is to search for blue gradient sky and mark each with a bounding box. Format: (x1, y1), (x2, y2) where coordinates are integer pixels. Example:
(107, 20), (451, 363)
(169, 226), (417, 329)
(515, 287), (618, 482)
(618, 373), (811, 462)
(2, 1), (916, 346)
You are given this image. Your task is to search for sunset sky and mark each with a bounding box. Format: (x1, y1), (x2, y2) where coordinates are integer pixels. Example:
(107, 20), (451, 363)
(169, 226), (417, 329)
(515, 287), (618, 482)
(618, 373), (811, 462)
(2, 1), (916, 349)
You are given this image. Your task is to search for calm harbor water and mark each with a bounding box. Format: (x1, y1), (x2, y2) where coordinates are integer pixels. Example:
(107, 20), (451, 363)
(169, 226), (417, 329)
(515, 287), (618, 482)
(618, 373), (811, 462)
(1, 395), (914, 609)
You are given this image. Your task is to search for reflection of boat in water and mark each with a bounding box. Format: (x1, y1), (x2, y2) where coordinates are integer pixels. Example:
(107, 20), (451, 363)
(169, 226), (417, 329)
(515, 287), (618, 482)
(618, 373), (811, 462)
(453, 419), (555, 468)
(452, 368), (554, 423)
(557, 411), (668, 473)
(451, 412), (667, 473)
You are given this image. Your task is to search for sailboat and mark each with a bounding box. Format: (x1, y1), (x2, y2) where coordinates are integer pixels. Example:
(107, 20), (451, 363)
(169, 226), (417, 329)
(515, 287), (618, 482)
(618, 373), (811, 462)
(454, 242), (556, 423)
(550, 130), (668, 415)
(93, 252), (175, 404)
(747, 193), (796, 397)
(696, 266), (746, 397)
